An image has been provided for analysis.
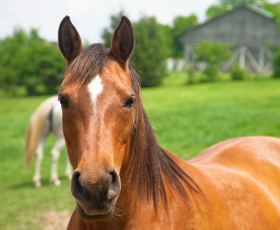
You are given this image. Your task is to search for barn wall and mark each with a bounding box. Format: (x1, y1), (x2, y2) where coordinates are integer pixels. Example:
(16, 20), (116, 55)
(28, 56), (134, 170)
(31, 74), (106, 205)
(183, 6), (280, 73)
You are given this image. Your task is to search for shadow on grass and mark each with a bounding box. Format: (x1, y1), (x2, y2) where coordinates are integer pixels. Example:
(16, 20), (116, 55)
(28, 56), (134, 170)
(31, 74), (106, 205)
(10, 175), (70, 190)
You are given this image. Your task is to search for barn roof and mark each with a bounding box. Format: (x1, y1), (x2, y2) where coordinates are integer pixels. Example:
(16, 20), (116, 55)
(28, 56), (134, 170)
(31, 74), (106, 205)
(246, 4), (273, 18)
(184, 4), (274, 36)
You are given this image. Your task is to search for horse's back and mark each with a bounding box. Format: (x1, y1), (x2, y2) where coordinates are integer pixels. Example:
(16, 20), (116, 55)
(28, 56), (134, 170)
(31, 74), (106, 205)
(190, 136), (280, 169)
(188, 136), (280, 229)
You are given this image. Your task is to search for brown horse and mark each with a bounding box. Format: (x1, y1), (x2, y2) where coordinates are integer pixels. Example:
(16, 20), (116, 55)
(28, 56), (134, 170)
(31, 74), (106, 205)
(57, 16), (280, 229)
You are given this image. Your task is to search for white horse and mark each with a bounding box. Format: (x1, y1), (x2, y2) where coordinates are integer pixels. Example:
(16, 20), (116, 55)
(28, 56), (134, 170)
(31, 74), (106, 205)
(25, 96), (72, 187)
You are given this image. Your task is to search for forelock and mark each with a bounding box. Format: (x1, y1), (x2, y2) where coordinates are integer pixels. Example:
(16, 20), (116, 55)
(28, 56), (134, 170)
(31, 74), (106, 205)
(62, 43), (109, 87)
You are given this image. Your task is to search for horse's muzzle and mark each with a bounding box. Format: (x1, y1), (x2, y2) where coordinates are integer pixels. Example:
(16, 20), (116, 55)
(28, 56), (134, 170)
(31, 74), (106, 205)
(71, 168), (121, 219)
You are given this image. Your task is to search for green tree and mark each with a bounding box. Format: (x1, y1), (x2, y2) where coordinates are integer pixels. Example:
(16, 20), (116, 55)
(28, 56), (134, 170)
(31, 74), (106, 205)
(161, 24), (173, 56)
(21, 30), (65, 95)
(0, 28), (65, 96)
(231, 64), (247, 80)
(0, 29), (28, 95)
(195, 40), (232, 81)
(133, 16), (171, 87)
(264, 2), (280, 26)
(207, 0), (267, 18)
(171, 14), (198, 57)
(101, 10), (124, 48)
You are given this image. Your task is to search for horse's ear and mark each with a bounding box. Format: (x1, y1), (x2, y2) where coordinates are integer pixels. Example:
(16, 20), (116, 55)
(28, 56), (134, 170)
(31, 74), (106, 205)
(58, 16), (83, 65)
(110, 16), (135, 70)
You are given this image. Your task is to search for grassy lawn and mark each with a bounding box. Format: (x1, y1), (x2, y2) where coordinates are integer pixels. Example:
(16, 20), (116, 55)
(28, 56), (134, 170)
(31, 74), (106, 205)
(1, 74), (280, 229)
(0, 96), (74, 230)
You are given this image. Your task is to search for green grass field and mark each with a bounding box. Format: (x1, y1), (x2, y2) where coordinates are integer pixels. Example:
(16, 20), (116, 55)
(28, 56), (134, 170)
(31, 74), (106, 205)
(1, 74), (280, 229)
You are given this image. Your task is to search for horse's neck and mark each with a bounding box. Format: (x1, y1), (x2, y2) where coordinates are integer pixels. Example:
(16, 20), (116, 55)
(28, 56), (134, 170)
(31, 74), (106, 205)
(119, 149), (203, 225)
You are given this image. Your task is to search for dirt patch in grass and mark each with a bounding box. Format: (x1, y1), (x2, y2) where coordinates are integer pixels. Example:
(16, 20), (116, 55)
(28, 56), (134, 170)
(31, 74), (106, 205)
(41, 210), (71, 230)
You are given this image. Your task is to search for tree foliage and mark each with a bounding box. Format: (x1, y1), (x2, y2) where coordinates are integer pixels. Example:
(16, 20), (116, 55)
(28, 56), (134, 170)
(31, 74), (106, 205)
(133, 16), (170, 87)
(161, 24), (173, 54)
(171, 14), (198, 58)
(264, 2), (280, 26)
(231, 64), (247, 80)
(0, 28), (65, 96)
(22, 32), (65, 95)
(195, 40), (232, 81)
(0, 29), (28, 95)
(206, 0), (267, 18)
(195, 40), (232, 66)
(272, 46), (280, 78)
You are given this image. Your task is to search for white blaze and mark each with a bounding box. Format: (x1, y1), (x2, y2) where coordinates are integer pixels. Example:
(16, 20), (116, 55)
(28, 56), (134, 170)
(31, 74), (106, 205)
(87, 75), (103, 115)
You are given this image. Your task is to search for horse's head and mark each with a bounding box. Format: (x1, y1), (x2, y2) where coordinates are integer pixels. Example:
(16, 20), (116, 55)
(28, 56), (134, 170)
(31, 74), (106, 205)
(58, 16), (136, 220)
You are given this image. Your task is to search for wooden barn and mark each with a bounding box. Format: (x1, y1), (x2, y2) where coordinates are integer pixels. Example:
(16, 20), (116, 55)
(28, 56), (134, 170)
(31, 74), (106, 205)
(182, 4), (280, 73)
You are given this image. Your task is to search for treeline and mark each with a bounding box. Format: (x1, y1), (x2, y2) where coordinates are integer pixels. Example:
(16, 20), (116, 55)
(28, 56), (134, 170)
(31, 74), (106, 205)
(1, 0), (280, 96)
(101, 11), (198, 87)
(0, 29), (65, 96)
(0, 12), (198, 95)
(102, 0), (280, 84)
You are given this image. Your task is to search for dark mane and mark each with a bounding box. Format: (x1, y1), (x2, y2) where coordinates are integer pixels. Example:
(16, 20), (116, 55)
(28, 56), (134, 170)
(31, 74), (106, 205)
(62, 43), (109, 86)
(62, 43), (202, 215)
(123, 66), (202, 215)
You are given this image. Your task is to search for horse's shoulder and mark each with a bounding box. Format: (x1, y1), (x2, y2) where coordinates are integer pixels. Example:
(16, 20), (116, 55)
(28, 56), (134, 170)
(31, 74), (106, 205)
(186, 137), (280, 228)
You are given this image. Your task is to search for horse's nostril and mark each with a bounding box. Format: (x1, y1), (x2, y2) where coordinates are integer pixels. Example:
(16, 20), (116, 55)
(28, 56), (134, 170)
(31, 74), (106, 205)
(109, 171), (116, 184)
(72, 170), (81, 181)
(107, 169), (121, 200)
(71, 170), (84, 201)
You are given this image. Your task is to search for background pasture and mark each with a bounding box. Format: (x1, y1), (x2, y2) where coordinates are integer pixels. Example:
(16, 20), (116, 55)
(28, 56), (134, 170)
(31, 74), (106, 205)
(1, 73), (280, 229)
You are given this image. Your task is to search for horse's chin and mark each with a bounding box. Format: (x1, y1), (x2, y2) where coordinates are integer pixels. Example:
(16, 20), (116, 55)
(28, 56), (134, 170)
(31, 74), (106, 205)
(77, 203), (115, 221)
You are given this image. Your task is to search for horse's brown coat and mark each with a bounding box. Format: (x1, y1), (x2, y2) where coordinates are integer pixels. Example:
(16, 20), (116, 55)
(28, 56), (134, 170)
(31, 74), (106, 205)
(58, 16), (280, 230)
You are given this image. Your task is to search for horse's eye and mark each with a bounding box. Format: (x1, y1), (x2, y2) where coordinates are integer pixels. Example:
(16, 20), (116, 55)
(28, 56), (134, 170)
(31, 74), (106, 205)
(125, 97), (135, 108)
(59, 96), (68, 108)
